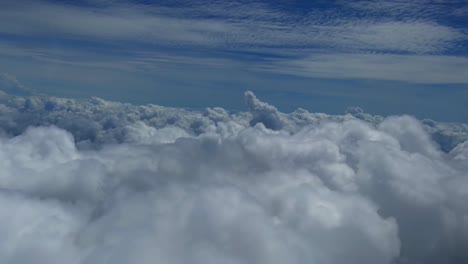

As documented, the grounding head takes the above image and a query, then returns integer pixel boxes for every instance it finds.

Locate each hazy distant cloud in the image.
[0,73,31,95]
[0,91,467,150]
[257,53,468,84]
[1,92,468,263]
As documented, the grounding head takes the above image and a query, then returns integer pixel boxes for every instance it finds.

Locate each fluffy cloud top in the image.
[0,92,468,264]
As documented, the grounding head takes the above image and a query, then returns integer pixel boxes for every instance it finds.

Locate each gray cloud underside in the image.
[1,91,468,264]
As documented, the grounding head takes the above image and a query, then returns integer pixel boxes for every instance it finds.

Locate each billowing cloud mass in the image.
[1,91,468,264]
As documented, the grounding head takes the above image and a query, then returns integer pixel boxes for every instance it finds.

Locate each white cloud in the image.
[245,91,284,130]
[0,92,468,263]
[1,91,467,150]
[0,73,30,95]
[256,53,468,84]
[0,1,466,88]
[341,21,463,53]
[451,140,468,161]
[0,0,464,54]
[0,192,82,264]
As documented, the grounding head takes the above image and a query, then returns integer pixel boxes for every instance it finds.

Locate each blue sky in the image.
[0,0,467,121]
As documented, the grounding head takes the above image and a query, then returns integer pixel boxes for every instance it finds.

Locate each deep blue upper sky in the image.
[0,0,467,121]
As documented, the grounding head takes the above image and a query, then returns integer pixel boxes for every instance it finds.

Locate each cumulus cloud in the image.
[244,91,284,130]
[0,73,31,96]
[1,92,468,264]
[451,140,468,161]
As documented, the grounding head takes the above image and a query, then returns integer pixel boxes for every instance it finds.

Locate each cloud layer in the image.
[1,0,467,87]
[1,0,465,53]
[1,91,468,264]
